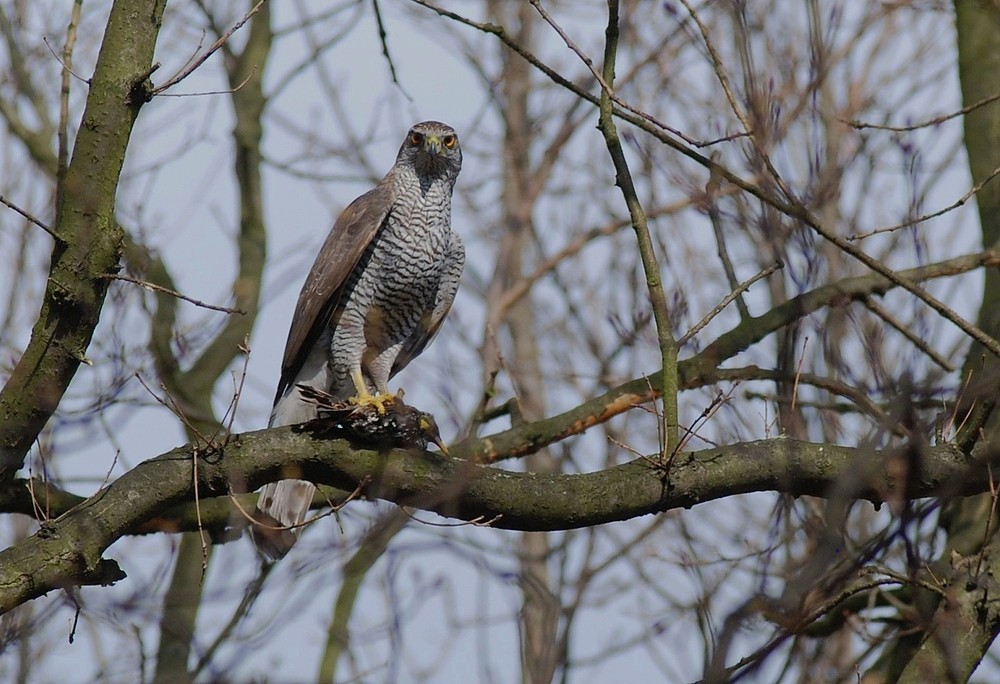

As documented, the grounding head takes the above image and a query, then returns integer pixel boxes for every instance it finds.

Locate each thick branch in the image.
[0,0,167,479]
[0,424,991,614]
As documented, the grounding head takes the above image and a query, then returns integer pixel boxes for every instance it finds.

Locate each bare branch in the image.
[152,0,268,95]
[848,165,1000,242]
[680,260,784,346]
[846,91,1000,133]
[99,273,246,314]
[0,425,992,614]
[596,0,679,454]
[0,194,60,242]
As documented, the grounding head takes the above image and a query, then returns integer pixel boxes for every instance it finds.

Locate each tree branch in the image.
[450,249,999,464]
[0,0,167,480]
[592,0,679,455]
[0,423,993,614]
[411,0,1000,357]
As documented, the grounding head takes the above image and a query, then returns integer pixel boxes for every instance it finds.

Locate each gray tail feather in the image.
[251,384,323,559]
[250,479,317,560]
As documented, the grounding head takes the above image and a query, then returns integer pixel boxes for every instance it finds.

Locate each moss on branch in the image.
[0,423,991,614]
[0,0,167,479]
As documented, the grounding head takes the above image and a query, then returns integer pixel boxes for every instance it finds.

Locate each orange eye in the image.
[409,132,423,146]
[443,134,457,149]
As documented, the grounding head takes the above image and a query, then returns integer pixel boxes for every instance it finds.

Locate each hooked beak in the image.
[424,135,442,156]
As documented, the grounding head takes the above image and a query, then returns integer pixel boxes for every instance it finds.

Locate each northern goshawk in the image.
[252,121,463,559]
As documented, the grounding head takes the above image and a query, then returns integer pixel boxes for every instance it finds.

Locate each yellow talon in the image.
[348,368,399,414]
[349,391,397,415]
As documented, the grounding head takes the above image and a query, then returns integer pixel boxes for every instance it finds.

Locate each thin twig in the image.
[97,450,121,493]
[846,91,1000,132]
[0,194,61,242]
[27,457,47,522]
[949,369,977,441]
[134,373,211,448]
[156,66,256,98]
[100,273,245,314]
[861,297,954,372]
[870,565,949,599]
[215,335,252,448]
[595,0,679,455]
[641,376,668,470]
[41,34,89,85]
[400,508,502,527]
[152,0,268,95]
[192,442,208,575]
[676,385,737,454]
[607,434,645,460]
[55,0,83,226]
[162,25,209,83]
[371,0,406,93]
[67,592,82,644]
[680,260,784,346]
[848,165,1000,241]
[528,0,703,145]
[697,130,752,148]
[975,463,998,578]
[706,161,751,321]
[790,336,809,415]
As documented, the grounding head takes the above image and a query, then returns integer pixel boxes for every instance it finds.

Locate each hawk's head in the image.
[397,120,462,181]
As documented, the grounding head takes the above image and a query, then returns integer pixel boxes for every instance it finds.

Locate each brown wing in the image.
[275,183,396,404]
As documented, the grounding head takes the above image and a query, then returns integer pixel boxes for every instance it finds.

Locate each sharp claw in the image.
[348,392,396,415]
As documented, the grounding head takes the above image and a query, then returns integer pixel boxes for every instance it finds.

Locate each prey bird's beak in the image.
[418,414,449,455]
[431,434,449,456]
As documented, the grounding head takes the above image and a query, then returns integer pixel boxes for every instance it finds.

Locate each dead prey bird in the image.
[297,384,448,454]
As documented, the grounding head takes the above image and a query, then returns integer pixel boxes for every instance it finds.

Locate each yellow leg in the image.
[348,368,396,414]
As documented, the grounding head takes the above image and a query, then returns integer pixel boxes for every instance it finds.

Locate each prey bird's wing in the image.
[275,183,396,404]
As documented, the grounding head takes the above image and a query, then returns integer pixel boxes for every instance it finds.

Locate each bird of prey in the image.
[252,121,463,559]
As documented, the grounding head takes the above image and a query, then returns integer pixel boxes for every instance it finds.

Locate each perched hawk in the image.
[252,121,464,559]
